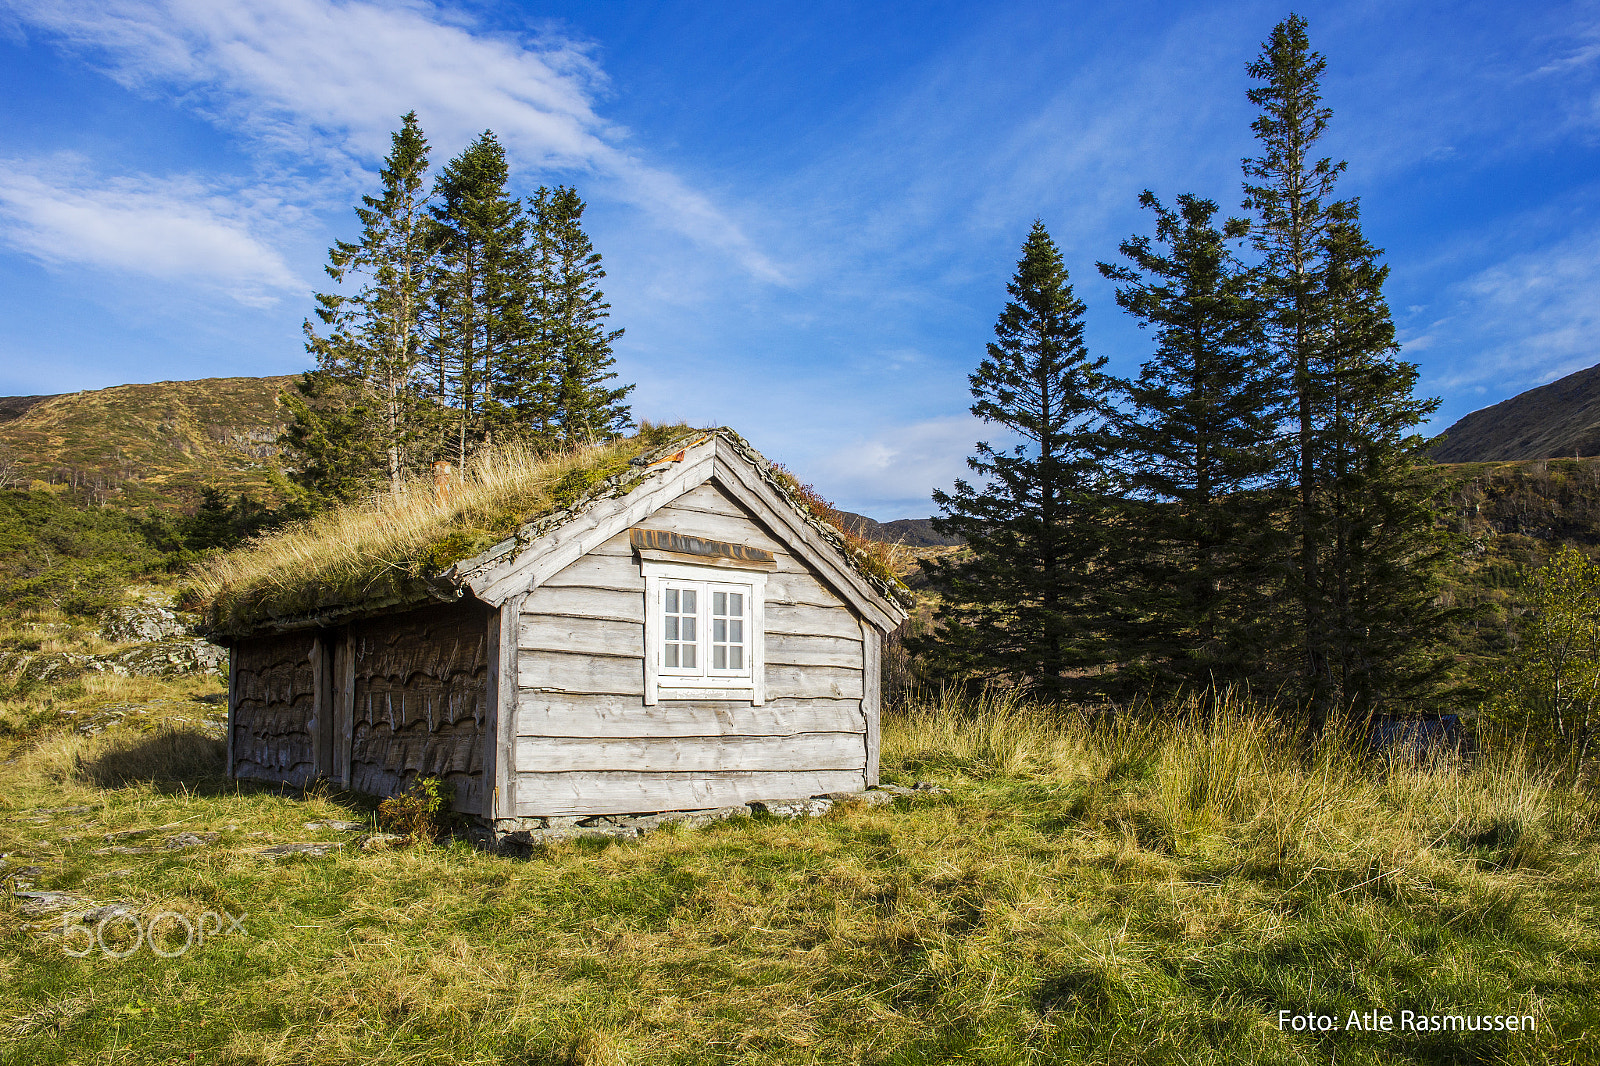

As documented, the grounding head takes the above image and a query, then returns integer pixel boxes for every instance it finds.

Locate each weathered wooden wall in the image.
[513,480,870,816]
[349,599,491,813]
[231,631,318,786]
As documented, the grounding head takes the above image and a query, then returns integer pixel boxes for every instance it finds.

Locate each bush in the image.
[377,776,454,841]
[0,489,170,614]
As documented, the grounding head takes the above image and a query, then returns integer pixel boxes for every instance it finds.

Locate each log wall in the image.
[348,599,491,813]
[230,631,318,786]
[513,481,871,816]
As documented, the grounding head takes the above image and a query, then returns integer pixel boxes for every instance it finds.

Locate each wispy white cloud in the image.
[1410,224,1600,401]
[6,0,779,279]
[808,415,990,519]
[0,158,303,306]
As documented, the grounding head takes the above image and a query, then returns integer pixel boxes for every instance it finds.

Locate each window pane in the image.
[713,591,726,615]
[684,617,696,642]
[665,588,678,613]
[730,620,742,643]
[682,589,696,613]
[730,647,743,669]
[665,617,679,641]
[713,619,726,643]
[682,644,696,668]
[665,644,679,668]
[729,593,743,615]
[714,646,727,670]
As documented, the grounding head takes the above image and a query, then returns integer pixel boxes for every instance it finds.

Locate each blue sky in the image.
[1,1,1597,518]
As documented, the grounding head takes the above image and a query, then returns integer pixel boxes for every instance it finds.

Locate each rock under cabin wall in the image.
[511,480,872,818]
[348,599,491,813]
[231,631,318,787]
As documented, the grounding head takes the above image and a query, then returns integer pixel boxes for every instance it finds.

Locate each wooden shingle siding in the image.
[347,599,491,813]
[231,632,317,786]
[510,482,870,816]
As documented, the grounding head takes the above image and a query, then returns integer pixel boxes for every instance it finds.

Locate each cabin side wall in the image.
[230,631,319,786]
[228,600,492,810]
[511,480,871,817]
[348,599,492,814]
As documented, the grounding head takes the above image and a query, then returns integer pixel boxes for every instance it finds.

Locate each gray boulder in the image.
[87,639,226,678]
[9,652,87,685]
[99,605,193,644]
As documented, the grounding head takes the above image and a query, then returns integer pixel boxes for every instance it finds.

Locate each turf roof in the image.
[196,427,907,639]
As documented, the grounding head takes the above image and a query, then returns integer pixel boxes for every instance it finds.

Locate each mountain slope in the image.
[1430,362,1600,462]
[0,376,296,510]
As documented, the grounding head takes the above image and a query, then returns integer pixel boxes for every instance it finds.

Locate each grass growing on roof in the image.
[2,685,1598,1064]
[191,424,700,633]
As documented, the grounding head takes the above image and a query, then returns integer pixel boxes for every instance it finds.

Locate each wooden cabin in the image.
[212,430,908,832]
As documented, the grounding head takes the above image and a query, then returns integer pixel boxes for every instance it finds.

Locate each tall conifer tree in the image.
[289,112,433,499]
[1306,202,1451,717]
[533,186,633,444]
[1243,16,1451,723]
[1242,15,1345,710]
[425,132,528,464]
[1098,193,1278,690]
[921,222,1117,695]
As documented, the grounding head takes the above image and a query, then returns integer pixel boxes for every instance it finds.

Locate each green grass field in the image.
[2,686,1597,1065]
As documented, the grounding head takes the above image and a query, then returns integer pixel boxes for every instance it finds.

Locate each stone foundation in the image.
[477,784,940,849]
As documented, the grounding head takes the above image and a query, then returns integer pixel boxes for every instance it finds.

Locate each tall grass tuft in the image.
[73,725,227,789]
[884,684,1598,866]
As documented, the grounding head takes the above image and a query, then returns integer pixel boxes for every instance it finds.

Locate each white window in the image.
[642,561,766,705]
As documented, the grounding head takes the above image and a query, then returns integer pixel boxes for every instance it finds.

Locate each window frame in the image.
[642,559,767,705]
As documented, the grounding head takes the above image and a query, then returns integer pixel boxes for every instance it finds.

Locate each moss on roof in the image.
[195,426,907,639]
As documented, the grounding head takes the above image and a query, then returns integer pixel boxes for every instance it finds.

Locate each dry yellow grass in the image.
[193,426,699,633]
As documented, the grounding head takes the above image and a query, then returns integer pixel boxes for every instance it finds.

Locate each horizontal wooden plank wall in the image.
[348,599,492,813]
[513,481,869,816]
[231,632,318,786]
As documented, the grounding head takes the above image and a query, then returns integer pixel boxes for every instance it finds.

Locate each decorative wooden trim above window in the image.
[641,557,767,707]
[630,528,779,571]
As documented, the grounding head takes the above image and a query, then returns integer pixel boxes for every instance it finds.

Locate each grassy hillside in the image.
[0,376,296,512]
[0,689,1594,1064]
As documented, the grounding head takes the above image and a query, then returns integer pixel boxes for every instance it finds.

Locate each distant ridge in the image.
[0,393,63,423]
[836,512,962,547]
[1431,362,1600,462]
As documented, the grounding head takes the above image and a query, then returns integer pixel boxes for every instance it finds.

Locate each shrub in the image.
[378,776,454,842]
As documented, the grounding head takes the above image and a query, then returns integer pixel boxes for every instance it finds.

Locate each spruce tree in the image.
[291,112,434,497]
[425,132,529,464]
[533,186,633,445]
[489,184,561,445]
[1098,192,1278,690]
[1307,202,1451,718]
[921,222,1117,696]
[1243,17,1452,723]
[278,374,387,507]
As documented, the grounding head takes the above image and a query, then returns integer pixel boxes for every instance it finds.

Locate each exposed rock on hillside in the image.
[99,604,191,644]
[94,639,226,677]
[1,598,225,682]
